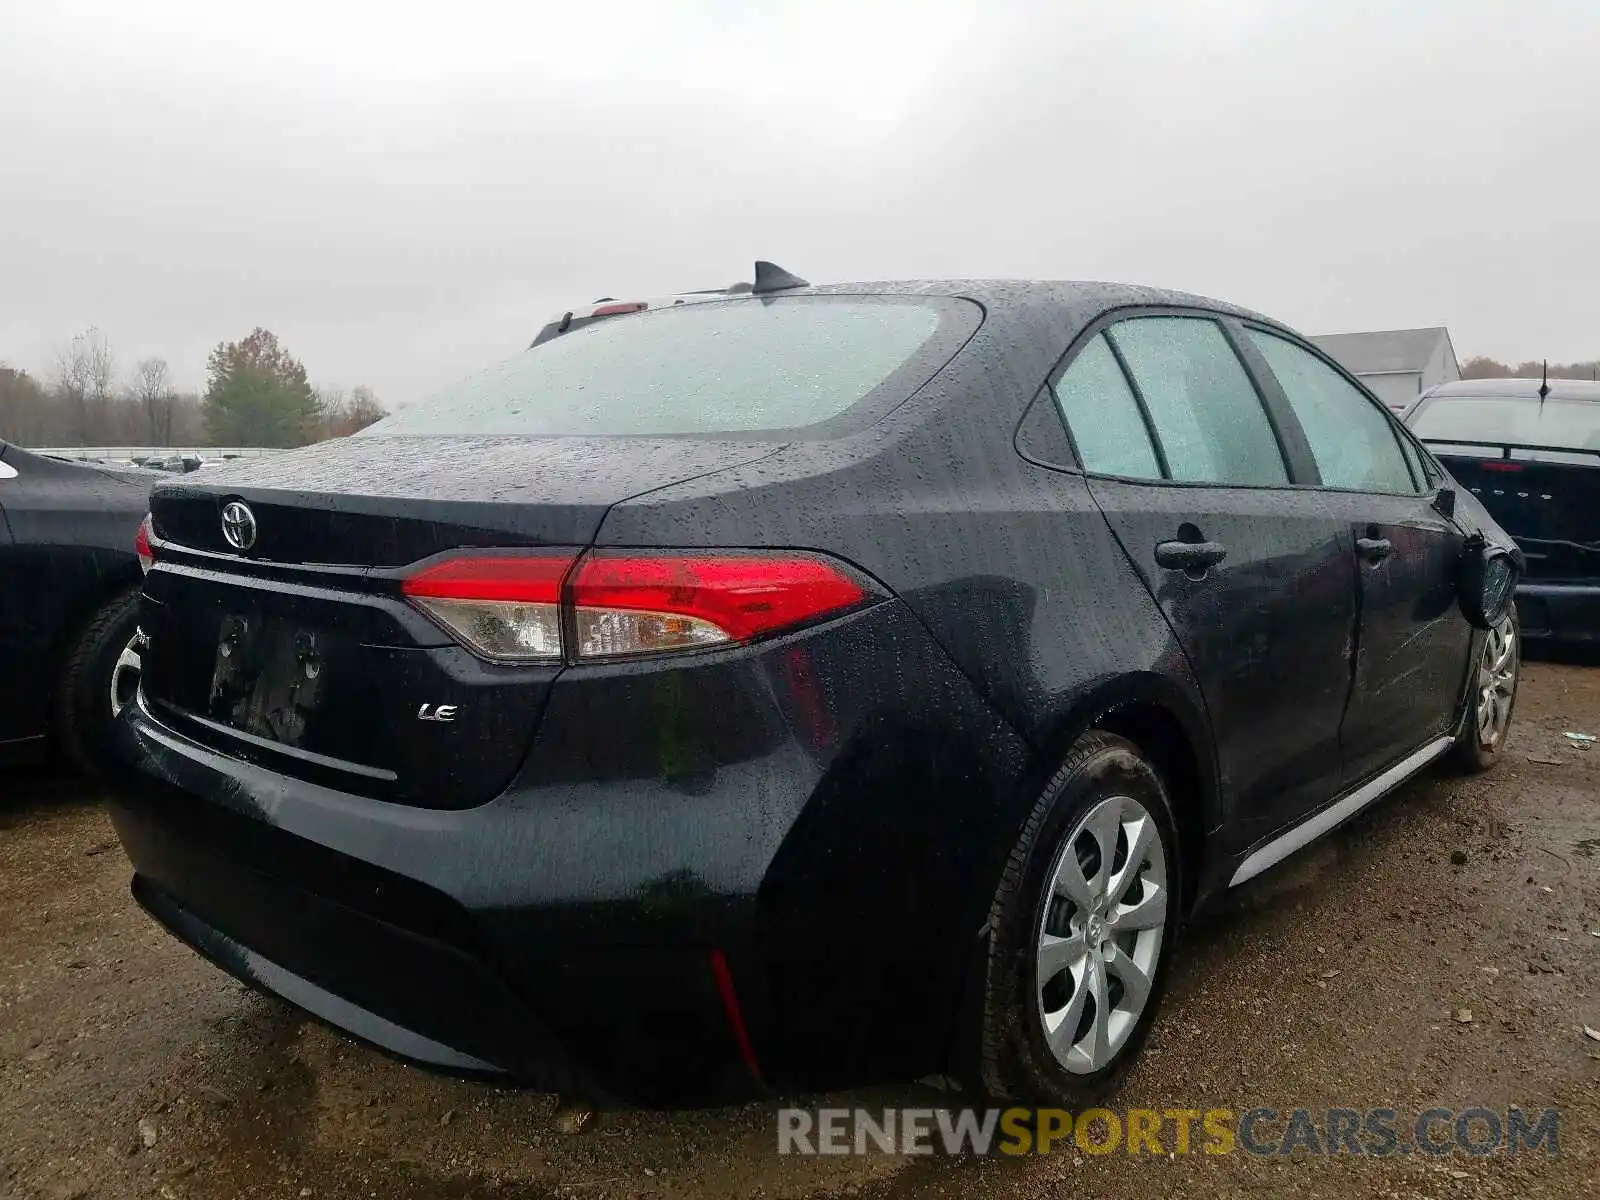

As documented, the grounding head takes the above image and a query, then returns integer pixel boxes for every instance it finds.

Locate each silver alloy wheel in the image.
[1036,793,1168,1074]
[109,632,143,718]
[1475,616,1518,749]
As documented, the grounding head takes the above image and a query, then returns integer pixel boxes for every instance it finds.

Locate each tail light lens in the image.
[135,514,155,574]
[571,552,871,659]
[402,554,573,662]
[401,550,875,663]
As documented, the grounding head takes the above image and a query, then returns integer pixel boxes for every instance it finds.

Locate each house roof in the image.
[1309,327,1454,376]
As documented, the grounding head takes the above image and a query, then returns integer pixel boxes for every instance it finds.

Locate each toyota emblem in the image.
[221,501,258,551]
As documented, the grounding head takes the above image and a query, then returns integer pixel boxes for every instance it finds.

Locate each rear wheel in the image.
[55,587,142,776]
[1450,610,1520,774]
[978,732,1181,1104]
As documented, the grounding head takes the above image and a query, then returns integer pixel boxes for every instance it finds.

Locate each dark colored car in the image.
[107,271,1522,1107]
[0,441,152,772]
[132,454,206,474]
[1406,377,1600,643]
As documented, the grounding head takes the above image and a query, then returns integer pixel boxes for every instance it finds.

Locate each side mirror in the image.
[1457,535,1520,630]
[1432,486,1456,519]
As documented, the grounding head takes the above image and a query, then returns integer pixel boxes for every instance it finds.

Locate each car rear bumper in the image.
[105,601,1031,1104]
[1516,581,1600,642]
[108,738,752,1104]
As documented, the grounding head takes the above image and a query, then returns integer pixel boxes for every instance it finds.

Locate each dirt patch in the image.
[3,662,1597,1199]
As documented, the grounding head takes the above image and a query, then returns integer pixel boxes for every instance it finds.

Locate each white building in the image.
[1309,327,1460,412]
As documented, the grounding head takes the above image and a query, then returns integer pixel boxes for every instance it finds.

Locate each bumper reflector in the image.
[708,948,762,1082]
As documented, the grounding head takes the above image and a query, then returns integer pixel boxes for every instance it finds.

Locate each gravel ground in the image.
[3,659,1597,1200]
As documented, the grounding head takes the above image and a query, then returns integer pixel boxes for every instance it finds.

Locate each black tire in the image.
[977,731,1182,1105]
[1449,608,1520,775]
[54,586,142,776]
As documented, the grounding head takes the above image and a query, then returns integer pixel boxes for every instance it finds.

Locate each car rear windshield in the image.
[361,295,978,438]
[1409,395,1600,451]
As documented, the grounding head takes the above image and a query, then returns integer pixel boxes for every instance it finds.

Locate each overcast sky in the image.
[2,0,1597,407]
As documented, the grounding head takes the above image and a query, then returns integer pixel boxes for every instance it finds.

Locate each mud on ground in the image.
[3,661,1597,1200]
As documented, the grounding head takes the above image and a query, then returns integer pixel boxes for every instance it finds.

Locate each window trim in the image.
[1400,425,1448,489]
[1015,381,1082,471]
[1039,331,1170,480]
[1395,426,1429,490]
[1022,303,1450,497]
[1039,304,1316,490]
[1237,321,1433,497]
[1218,318,1321,485]
[1099,330,1174,480]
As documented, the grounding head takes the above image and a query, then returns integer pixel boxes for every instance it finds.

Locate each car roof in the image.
[535,277,1293,350]
[1420,378,1600,403]
[802,277,1273,317]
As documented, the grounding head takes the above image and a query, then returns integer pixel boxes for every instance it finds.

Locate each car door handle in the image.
[1154,540,1228,571]
[1356,536,1392,563]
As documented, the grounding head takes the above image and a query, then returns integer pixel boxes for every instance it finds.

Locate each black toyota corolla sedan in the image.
[107,268,1522,1107]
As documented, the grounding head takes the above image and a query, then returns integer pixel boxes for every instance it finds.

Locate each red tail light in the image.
[569,552,870,658]
[401,550,874,663]
[135,513,155,574]
[1478,460,1524,472]
[402,554,572,603]
[402,553,574,662]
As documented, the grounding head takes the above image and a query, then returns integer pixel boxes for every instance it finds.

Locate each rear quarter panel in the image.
[594,294,1220,989]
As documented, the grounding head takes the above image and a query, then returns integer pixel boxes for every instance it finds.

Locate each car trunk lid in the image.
[1432,445,1600,581]
[149,435,778,565]
[139,435,783,808]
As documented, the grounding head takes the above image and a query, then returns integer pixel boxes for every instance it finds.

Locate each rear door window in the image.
[1051,334,1163,480]
[1246,328,1418,493]
[1106,317,1289,486]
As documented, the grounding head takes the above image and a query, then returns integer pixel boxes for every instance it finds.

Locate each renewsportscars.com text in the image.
[777,1106,1558,1157]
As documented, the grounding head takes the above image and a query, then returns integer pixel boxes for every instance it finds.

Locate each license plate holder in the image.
[207,615,331,747]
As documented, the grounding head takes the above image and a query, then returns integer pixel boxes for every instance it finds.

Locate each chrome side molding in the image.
[1230,736,1454,887]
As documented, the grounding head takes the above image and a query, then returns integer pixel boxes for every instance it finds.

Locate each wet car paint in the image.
[149,436,787,563]
[105,279,1513,1105]
[0,442,152,757]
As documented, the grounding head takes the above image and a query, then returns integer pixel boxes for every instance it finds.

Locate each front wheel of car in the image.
[1450,609,1520,774]
[977,731,1182,1104]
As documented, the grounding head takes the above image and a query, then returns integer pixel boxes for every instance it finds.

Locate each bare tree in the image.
[53,327,114,444]
[134,356,175,445]
[55,337,92,443]
[314,385,348,428]
[314,383,387,438]
[167,392,206,444]
[344,385,386,432]
[88,335,114,410]
[0,365,53,444]
[1459,356,1513,380]
[1464,355,1600,382]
